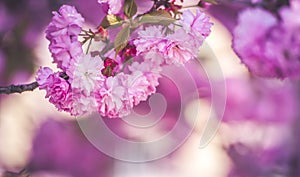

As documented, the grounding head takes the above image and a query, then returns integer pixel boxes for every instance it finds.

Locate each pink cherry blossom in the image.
[46,5,84,74]
[36,67,54,89]
[129,60,161,96]
[96,74,131,118]
[36,69,72,111]
[126,70,151,106]
[36,67,98,116]
[163,30,196,65]
[69,93,98,116]
[46,5,84,39]
[35,3,214,118]
[134,26,197,66]
[48,35,83,74]
[133,26,167,55]
[72,54,105,96]
[180,9,213,38]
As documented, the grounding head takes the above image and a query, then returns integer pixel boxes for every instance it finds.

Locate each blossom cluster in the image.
[233,1,300,78]
[36,2,213,118]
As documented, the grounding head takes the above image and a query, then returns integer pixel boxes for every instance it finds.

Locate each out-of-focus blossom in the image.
[135,0,154,15]
[222,77,298,123]
[0,50,6,79]
[227,143,294,177]
[232,8,277,78]
[71,0,106,26]
[31,171,72,177]
[0,166,3,176]
[233,8,277,55]
[0,5,15,34]
[29,119,114,177]
[233,3,300,78]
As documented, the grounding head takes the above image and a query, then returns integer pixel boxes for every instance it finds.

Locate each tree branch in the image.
[0,81,39,95]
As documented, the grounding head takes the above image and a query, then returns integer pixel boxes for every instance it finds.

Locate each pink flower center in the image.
[101,58,119,77]
[119,44,137,62]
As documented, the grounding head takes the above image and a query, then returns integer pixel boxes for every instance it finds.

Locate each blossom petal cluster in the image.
[36,4,212,118]
[134,9,212,66]
[233,1,300,78]
[46,5,84,76]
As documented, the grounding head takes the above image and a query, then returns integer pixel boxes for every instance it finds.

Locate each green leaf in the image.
[140,10,175,25]
[114,24,130,57]
[99,14,123,29]
[124,0,137,18]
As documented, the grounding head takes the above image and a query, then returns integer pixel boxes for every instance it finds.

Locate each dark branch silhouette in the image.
[0,82,39,94]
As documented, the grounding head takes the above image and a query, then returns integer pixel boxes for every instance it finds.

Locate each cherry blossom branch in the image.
[0,81,39,95]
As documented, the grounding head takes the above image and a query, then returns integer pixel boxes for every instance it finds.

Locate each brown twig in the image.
[0,81,39,95]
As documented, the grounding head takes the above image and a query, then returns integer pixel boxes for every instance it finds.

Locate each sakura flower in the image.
[142,51,164,69]
[126,71,151,106]
[96,74,131,118]
[163,30,196,65]
[180,9,213,38]
[36,69,72,112]
[36,67,54,89]
[280,1,300,28]
[133,26,167,55]
[129,60,161,96]
[69,93,98,116]
[46,5,84,39]
[49,35,83,73]
[134,26,200,66]
[29,119,115,177]
[72,54,105,95]
[36,66,99,116]
[46,5,84,74]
